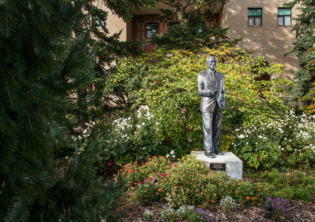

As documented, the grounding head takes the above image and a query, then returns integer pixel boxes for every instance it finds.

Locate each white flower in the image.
[137,125,141,129]
[284,138,287,140]
[92,121,95,125]
[156,122,159,125]
[279,146,281,148]
[107,130,110,132]
[143,147,146,150]
[104,149,107,151]
[65,156,69,160]
[246,142,248,145]
[172,155,175,158]
[115,140,117,142]
[128,117,131,120]
[166,154,170,158]
[74,138,77,141]
[83,129,87,134]
[170,150,175,154]
[148,117,151,120]
[142,122,145,125]
[238,134,245,139]
[299,150,301,152]
[127,137,129,139]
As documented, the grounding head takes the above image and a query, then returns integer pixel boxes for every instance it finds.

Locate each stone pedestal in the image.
[191,151,243,180]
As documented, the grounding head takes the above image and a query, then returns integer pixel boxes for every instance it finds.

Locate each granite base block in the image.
[191,151,243,180]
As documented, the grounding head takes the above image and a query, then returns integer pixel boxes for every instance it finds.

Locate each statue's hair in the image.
[206,56,216,63]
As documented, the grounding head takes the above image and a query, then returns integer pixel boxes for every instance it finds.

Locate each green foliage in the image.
[284,0,315,108]
[108,46,292,151]
[116,155,272,208]
[229,110,315,170]
[246,169,315,201]
[0,1,126,221]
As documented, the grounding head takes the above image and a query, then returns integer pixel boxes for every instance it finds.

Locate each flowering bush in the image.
[266,197,292,218]
[219,196,237,212]
[115,155,272,208]
[160,207,178,222]
[230,111,315,170]
[100,105,165,164]
[143,209,154,220]
[176,205,194,219]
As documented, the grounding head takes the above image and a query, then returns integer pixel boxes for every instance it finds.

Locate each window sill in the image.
[248,26,263,28]
[278,25,293,27]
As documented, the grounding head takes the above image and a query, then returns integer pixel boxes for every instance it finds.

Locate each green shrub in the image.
[107,45,292,156]
[294,188,312,202]
[274,188,294,201]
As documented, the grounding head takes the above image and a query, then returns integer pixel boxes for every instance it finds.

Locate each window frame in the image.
[146,23,159,39]
[248,8,262,26]
[278,8,291,26]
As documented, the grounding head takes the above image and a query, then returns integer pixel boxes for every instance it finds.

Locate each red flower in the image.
[155,172,157,174]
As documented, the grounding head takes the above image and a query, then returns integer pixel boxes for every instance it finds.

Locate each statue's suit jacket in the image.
[197,69,227,113]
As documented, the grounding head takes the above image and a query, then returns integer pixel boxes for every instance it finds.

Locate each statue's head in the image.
[206,56,217,70]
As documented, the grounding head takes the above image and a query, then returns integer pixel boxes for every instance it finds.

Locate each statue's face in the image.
[206,58,217,70]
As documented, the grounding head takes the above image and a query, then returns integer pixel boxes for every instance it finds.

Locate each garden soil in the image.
[117,199,315,222]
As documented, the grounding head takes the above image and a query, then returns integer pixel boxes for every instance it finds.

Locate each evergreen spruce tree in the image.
[150,0,243,51]
[284,0,315,108]
[0,1,125,221]
[74,0,155,121]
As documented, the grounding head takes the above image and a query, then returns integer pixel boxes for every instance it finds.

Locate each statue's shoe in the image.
[204,151,215,158]
[214,151,224,155]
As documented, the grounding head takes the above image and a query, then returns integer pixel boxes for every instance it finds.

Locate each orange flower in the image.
[170,178,173,181]
[158,188,162,192]
[156,192,159,195]
[211,199,215,203]
[258,189,260,191]
[235,191,238,194]
[261,201,263,204]
[171,188,173,190]
[251,197,256,200]
[201,193,203,195]
[246,196,250,200]
[180,186,183,188]
[214,194,216,196]
[204,177,207,179]
[251,203,254,205]
[126,176,129,178]
[240,183,243,185]
[257,186,260,188]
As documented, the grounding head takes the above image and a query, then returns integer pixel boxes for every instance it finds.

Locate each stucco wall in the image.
[225,0,300,81]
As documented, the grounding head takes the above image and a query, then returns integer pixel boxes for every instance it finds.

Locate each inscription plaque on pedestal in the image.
[210,163,226,171]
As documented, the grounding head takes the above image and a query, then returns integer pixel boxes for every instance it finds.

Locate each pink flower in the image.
[139,182,142,184]
[130,184,132,186]
[155,172,157,174]
[224,171,227,173]
[134,183,137,185]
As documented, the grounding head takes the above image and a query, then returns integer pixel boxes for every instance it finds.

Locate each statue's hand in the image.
[209,90,217,97]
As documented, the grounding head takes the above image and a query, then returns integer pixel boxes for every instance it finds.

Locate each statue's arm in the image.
[197,74,210,97]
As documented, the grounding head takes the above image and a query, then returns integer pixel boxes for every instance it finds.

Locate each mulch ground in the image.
[117,199,315,222]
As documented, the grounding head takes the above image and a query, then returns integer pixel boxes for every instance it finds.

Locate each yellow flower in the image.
[214,194,216,196]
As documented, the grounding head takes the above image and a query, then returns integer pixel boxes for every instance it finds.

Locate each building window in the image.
[278,8,291,26]
[146,23,158,38]
[248,8,262,26]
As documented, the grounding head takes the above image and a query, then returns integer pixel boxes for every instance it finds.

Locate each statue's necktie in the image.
[208,69,215,81]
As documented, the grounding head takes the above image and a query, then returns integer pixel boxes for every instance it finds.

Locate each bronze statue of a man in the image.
[197,56,227,158]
